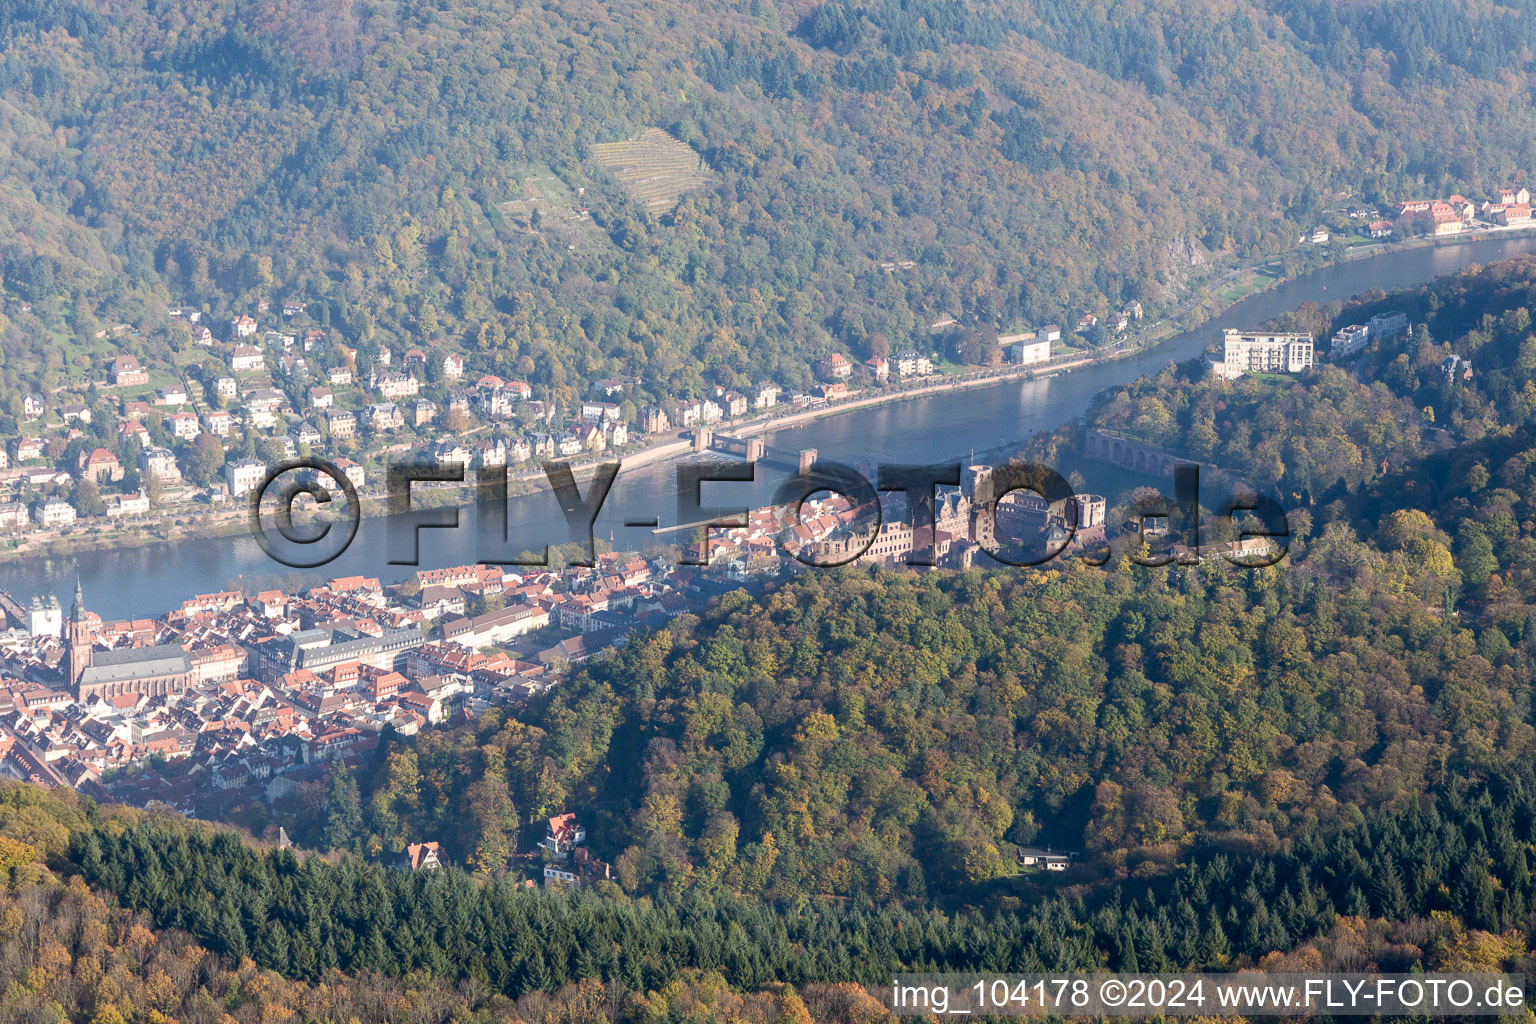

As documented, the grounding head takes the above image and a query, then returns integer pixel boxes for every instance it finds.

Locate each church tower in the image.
[67,578,92,691]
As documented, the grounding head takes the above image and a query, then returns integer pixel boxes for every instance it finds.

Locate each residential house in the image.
[332,458,365,490]
[139,446,182,485]
[1209,330,1315,381]
[12,437,43,463]
[815,353,853,380]
[1007,338,1052,366]
[893,351,933,377]
[365,403,403,432]
[155,384,189,406]
[109,355,149,387]
[230,315,258,338]
[34,498,77,527]
[225,458,267,498]
[474,439,507,468]
[203,410,233,437]
[245,390,285,428]
[78,448,123,483]
[325,410,357,439]
[1492,204,1532,227]
[639,406,670,434]
[106,492,150,518]
[376,372,419,400]
[752,383,779,410]
[667,400,700,429]
[540,813,586,856]
[1368,311,1410,339]
[581,401,621,422]
[403,841,443,871]
[229,345,265,371]
[309,386,334,409]
[479,387,516,420]
[167,412,201,439]
[1018,847,1076,872]
[118,420,150,447]
[1330,324,1371,359]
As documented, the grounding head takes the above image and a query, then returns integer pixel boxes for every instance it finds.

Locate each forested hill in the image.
[6,0,1536,403]
[0,775,1531,1022]
[210,258,1536,914]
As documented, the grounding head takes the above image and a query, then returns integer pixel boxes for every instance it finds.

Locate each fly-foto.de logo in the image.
[249,457,1289,571]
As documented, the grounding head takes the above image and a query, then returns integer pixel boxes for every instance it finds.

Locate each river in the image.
[7,234,1535,619]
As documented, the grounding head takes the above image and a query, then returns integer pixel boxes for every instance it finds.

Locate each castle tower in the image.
[68,578,92,690]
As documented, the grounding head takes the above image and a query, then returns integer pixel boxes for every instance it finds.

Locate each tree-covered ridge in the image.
[305,536,1521,904]
[1065,256,1536,628]
[64,771,1536,1002]
[0,786,885,1024]
[0,773,1534,1018]
[7,1,1536,406]
[1079,359,1430,499]
[247,259,1536,907]
[1079,256,1536,490]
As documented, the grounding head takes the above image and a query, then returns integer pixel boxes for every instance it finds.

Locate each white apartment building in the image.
[226,458,267,498]
[1330,324,1372,359]
[1210,329,1314,381]
[1006,338,1052,366]
[34,499,77,527]
[1368,311,1409,338]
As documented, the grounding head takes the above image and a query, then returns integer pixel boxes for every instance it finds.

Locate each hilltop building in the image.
[1209,329,1314,381]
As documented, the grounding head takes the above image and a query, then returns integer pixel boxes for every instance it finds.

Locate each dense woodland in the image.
[1,768,1535,1020]
[6,0,1536,415]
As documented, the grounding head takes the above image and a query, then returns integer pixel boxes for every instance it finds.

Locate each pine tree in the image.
[1198,911,1229,968]
[324,764,364,852]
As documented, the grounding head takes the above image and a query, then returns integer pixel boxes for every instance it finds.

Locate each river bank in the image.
[9,229,1536,613]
